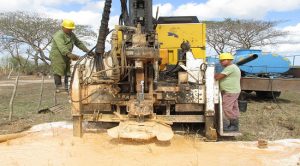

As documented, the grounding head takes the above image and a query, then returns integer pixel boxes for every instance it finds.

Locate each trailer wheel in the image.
[255,91,281,98]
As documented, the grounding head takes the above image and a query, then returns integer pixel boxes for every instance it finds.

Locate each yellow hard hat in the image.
[219,53,234,60]
[61,19,75,29]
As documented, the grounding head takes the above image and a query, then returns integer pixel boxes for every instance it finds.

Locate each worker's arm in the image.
[215,65,234,80]
[214,73,227,80]
[67,53,80,60]
[73,33,89,53]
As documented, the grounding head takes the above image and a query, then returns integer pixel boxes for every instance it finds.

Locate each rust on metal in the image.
[175,104,203,112]
[241,77,300,92]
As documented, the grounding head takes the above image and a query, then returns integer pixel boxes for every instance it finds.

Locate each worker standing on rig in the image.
[215,53,241,131]
[50,19,90,93]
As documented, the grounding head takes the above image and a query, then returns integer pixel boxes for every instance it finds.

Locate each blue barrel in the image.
[234,49,291,74]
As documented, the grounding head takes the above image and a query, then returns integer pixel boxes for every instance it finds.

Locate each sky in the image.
[1,0,300,62]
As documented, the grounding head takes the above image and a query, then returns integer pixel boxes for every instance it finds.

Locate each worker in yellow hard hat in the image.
[49,19,91,93]
[215,52,241,131]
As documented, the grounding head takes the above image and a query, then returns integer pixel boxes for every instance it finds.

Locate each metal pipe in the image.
[236,54,258,66]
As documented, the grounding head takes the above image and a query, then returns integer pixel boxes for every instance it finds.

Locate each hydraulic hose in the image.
[95,0,112,71]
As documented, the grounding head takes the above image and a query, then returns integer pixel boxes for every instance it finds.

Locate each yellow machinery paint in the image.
[156,23,206,70]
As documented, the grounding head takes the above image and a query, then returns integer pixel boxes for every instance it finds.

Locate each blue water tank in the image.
[206,56,223,73]
[234,49,291,74]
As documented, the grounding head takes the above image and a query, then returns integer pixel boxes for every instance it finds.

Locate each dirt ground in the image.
[0,75,300,165]
[0,122,300,166]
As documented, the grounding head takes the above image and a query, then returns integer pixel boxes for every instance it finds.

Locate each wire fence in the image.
[285,55,300,66]
[0,70,70,134]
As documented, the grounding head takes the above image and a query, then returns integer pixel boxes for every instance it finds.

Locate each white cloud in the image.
[81,1,105,12]
[46,9,101,30]
[281,23,300,44]
[0,0,107,31]
[1,0,300,56]
[0,0,90,11]
[42,0,90,6]
[153,3,173,17]
[262,23,300,56]
[158,0,300,20]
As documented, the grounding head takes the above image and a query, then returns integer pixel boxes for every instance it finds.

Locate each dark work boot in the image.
[64,76,69,91]
[227,119,239,131]
[54,74,62,87]
[223,119,231,131]
[54,74,67,93]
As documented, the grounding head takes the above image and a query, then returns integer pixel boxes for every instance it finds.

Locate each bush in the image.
[0,55,51,75]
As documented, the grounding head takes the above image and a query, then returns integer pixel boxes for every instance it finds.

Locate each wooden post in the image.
[37,76,44,112]
[7,67,13,79]
[71,66,83,137]
[53,75,57,105]
[54,91,57,105]
[9,72,20,121]
[73,115,83,137]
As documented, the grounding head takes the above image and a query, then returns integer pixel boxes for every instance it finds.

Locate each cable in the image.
[200,62,207,84]
[69,46,97,103]
[82,56,96,85]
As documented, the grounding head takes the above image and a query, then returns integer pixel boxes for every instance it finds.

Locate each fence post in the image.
[37,75,45,112]
[7,67,13,79]
[9,72,20,121]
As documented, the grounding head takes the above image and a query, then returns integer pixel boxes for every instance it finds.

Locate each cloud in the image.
[0,0,107,31]
[1,0,300,56]
[281,23,300,44]
[81,1,105,12]
[0,0,90,11]
[262,23,300,56]
[153,3,173,17]
[45,9,101,30]
[156,0,300,20]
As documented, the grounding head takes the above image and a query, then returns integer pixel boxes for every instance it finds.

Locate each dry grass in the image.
[237,92,300,141]
[0,76,71,135]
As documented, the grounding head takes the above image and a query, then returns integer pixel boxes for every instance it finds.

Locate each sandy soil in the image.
[0,122,299,166]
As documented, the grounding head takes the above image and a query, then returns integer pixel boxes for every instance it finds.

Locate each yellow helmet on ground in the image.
[219,53,234,60]
[61,19,75,29]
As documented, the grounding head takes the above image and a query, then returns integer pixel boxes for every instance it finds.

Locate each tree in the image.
[0,11,97,70]
[0,38,30,72]
[206,21,234,55]
[205,19,287,54]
